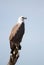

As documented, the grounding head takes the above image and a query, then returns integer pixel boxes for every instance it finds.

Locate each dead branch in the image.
[7,48,19,65]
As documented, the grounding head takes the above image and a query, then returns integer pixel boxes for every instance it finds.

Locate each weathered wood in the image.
[7,48,19,65]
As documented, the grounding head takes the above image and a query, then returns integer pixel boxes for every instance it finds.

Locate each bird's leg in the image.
[10,43,16,54]
[15,43,21,50]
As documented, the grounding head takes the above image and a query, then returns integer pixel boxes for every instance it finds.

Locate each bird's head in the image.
[17,16,27,24]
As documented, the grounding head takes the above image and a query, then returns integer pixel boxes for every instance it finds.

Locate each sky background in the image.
[0,0,44,65]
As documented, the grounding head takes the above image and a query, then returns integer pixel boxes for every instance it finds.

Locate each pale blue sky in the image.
[0,0,44,65]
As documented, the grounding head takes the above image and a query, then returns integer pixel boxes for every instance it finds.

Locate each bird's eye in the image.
[22,17,24,19]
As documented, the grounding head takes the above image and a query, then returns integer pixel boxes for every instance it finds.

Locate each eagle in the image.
[9,16,27,54]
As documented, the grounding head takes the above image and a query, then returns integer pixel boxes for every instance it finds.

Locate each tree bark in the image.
[7,48,19,65]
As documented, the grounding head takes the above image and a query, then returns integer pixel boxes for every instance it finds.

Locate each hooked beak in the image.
[23,17,27,19]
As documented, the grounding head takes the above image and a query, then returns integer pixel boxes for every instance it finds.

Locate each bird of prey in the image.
[9,16,27,54]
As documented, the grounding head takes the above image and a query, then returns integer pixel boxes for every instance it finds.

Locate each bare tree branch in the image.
[7,48,19,65]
